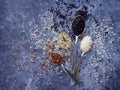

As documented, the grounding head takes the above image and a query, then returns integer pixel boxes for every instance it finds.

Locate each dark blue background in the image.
[0,0,120,90]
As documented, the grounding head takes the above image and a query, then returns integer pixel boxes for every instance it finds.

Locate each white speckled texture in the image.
[0,0,120,90]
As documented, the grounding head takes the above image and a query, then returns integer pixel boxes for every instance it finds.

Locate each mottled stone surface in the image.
[0,0,120,90]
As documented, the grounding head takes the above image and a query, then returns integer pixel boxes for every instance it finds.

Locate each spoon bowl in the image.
[72,15,85,36]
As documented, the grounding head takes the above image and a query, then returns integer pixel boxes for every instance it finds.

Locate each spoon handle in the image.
[72,36,79,71]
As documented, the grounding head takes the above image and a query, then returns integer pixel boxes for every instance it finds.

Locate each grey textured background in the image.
[0,0,120,90]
